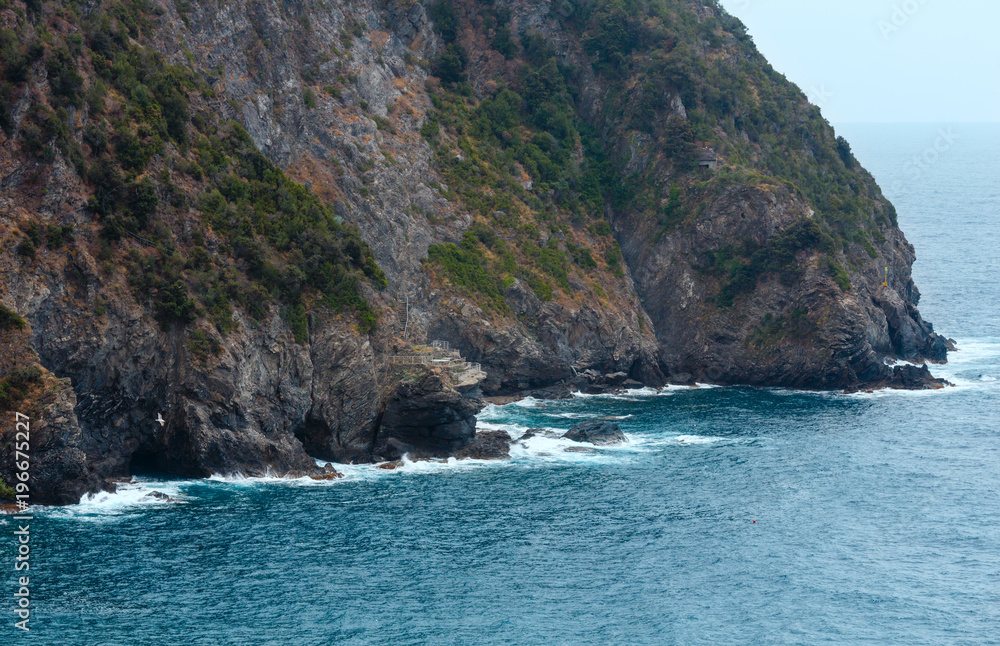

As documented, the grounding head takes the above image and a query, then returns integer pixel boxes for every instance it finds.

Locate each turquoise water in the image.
[3,124,999,645]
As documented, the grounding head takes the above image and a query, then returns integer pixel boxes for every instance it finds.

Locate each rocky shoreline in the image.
[0,363,954,509]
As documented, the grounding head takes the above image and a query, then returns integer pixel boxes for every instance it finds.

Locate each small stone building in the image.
[698,148,719,170]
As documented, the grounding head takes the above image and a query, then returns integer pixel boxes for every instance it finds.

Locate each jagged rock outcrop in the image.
[453,429,512,459]
[4,376,105,505]
[614,184,948,389]
[373,369,485,460]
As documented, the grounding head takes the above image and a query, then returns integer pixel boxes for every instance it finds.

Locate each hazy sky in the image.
[717,0,1000,123]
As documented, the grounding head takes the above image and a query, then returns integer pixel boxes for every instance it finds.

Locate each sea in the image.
[2,124,999,645]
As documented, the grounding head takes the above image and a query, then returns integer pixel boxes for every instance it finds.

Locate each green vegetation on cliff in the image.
[421,0,893,311]
[567,0,895,279]
[0,305,26,331]
[0,0,385,340]
[421,1,628,307]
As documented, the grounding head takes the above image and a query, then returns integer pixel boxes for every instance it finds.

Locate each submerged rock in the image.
[143,491,180,502]
[562,421,628,446]
[519,428,558,442]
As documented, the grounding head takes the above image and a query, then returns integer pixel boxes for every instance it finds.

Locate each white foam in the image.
[864,338,1000,395]
[945,338,1000,364]
[621,433,729,448]
[629,384,719,393]
[476,403,507,421]
[509,434,619,464]
[42,478,191,520]
[570,391,639,401]
[572,384,719,400]
[672,434,725,445]
[623,386,663,396]
[476,421,532,437]
[840,382,966,399]
[512,396,543,408]
[400,454,507,473]
[543,412,634,420]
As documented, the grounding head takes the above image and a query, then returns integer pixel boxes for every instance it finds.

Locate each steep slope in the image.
[0,0,948,503]
[148,0,665,392]
[427,0,949,388]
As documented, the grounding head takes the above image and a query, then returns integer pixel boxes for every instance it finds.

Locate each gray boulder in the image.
[562,421,628,445]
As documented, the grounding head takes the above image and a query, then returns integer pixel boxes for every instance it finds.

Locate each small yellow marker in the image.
[883,267,889,287]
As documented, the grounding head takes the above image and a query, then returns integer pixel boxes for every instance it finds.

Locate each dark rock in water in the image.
[374,371,486,461]
[376,461,401,470]
[921,333,950,363]
[526,384,577,400]
[519,428,548,442]
[454,430,512,460]
[842,362,948,392]
[562,421,628,445]
[143,490,180,502]
[890,363,941,389]
[622,379,645,389]
[309,472,343,481]
[310,463,343,480]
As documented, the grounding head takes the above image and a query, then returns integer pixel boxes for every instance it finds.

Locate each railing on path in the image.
[387,353,483,376]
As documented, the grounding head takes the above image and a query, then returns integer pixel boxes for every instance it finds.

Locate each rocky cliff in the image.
[0,0,948,504]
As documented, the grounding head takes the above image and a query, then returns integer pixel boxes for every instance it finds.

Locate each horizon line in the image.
[832,120,1000,125]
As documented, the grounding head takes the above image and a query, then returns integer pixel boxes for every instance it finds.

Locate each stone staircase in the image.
[389,340,486,387]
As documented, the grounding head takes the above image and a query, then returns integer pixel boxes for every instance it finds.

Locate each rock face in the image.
[615,185,949,389]
[0,322,106,505]
[144,0,667,395]
[562,421,628,446]
[3,377,106,506]
[374,370,486,460]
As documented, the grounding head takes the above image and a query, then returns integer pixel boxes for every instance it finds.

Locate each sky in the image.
[716,0,1000,123]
